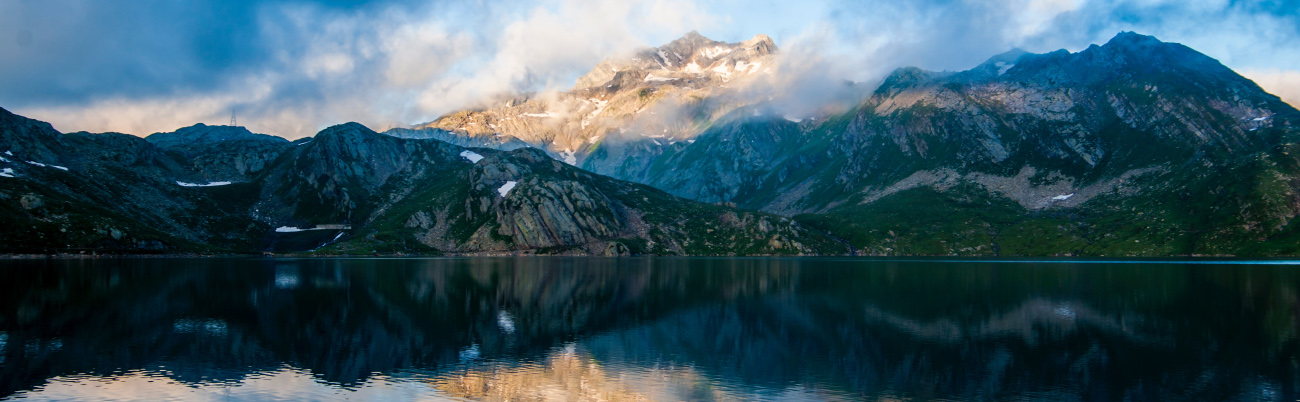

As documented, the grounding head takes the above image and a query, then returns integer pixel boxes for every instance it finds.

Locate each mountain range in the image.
[1,31,1296,256]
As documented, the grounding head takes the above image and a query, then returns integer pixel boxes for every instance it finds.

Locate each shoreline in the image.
[0,252,1277,261]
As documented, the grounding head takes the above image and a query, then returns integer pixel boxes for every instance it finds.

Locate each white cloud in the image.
[1009,0,1084,38]
[414,0,717,116]
[13,0,720,139]
[6,0,1297,139]
[1240,69,1300,109]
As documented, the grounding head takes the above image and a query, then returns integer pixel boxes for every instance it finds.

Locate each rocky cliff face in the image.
[146,124,291,182]
[642,32,1295,212]
[633,32,1300,255]
[385,127,531,151]
[0,109,273,252]
[257,122,466,226]
[0,109,844,255]
[348,144,844,256]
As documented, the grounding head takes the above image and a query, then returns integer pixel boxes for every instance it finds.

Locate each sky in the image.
[1,0,1297,139]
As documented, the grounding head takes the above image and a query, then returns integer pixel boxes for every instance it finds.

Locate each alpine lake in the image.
[2,257,1299,401]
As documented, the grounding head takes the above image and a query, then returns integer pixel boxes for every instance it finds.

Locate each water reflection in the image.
[0,258,1298,401]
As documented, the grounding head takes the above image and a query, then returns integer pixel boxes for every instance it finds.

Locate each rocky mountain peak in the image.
[315,122,373,138]
[663,30,716,52]
[950,48,1033,81]
[146,123,287,149]
[741,33,776,54]
[1085,31,1219,71]
[411,30,785,175]
[572,31,778,91]
[877,66,940,92]
[302,122,387,160]
[0,107,58,138]
[1104,31,1160,47]
[0,106,69,165]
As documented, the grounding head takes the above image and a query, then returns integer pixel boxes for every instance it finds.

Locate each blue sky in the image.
[1,0,1297,138]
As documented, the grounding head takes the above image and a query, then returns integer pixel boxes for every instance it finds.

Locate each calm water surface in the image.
[1,257,1299,401]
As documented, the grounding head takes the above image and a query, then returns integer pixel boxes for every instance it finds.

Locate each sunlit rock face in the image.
[403,31,782,179]
[3,259,1299,401]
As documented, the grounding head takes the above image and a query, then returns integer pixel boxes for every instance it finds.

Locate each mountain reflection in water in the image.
[1,258,1298,401]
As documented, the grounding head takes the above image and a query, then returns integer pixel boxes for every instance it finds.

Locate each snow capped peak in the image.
[572,31,776,90]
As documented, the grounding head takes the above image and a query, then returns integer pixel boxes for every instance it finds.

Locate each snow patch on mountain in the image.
[497,181,517,197]
[560,148,577,165]
[702,46,732,59]
[459,150,484,163]
[583,98,609,129]
[587,99,608,116]
[995,62,1015,75]
[734,60,762,75]
[712,62,733,79]
[656,50,672,67]
[26,161,68,171]
[177,181,232,187]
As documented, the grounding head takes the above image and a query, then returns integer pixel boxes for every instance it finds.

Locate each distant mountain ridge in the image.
[640,31,1293,212]
[632,31,1300,255]
[2,31,1298,256]
[146,123,287,149]
[0,107,842,255]
[143,123,291,182]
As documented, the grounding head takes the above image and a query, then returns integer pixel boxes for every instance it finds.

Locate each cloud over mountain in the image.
[1,0,1295,138]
